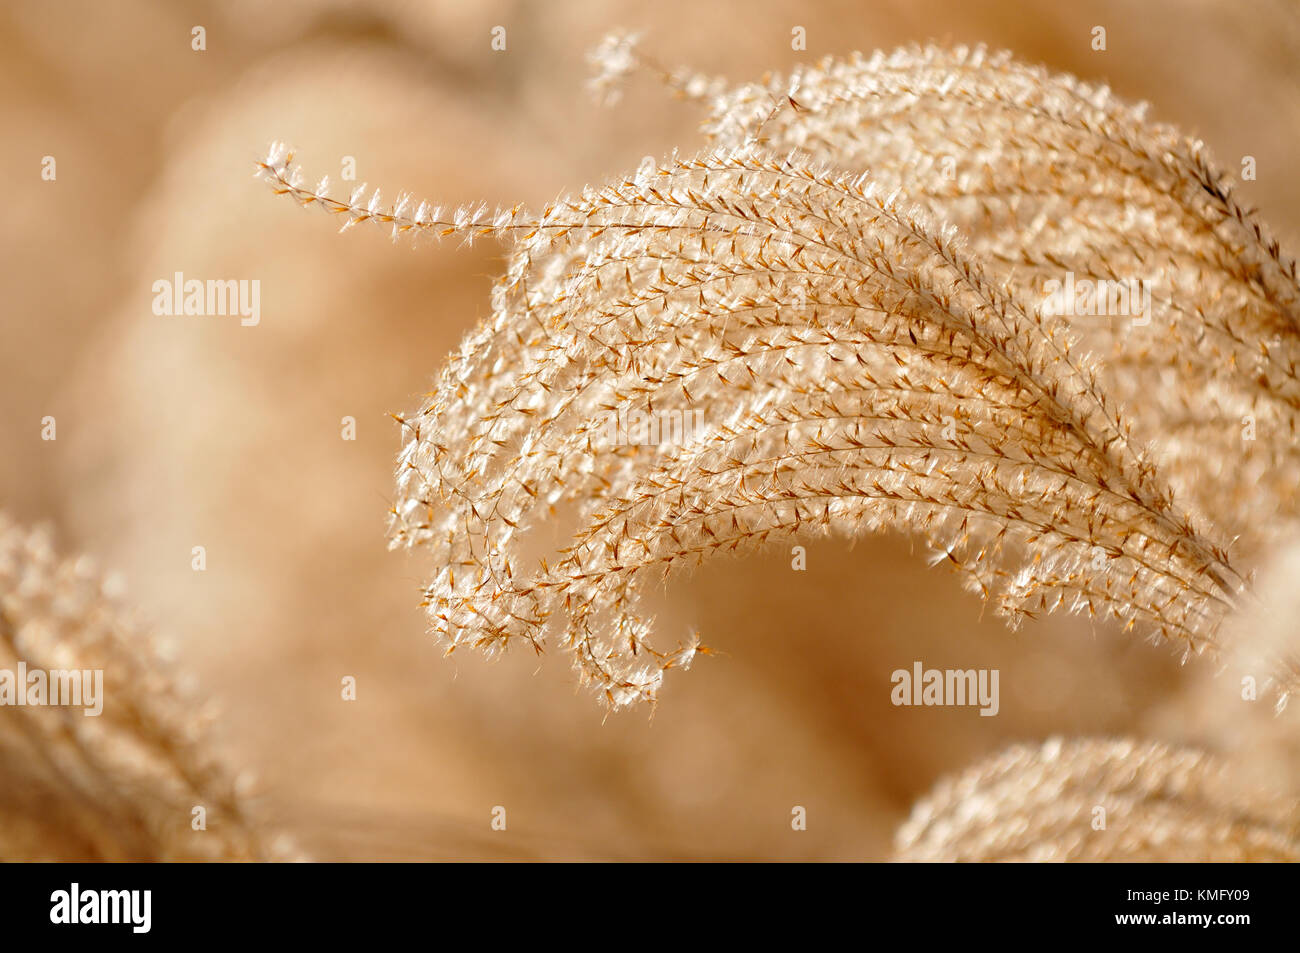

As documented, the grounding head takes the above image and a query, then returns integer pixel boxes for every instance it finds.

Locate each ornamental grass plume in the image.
[0,514,291,860]
[893,737,1300,862]
[257,36,1300,711]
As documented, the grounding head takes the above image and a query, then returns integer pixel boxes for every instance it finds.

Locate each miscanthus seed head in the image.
[258,38,1297,711]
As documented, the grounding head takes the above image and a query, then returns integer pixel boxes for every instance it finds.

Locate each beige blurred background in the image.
[2,0,1297,859]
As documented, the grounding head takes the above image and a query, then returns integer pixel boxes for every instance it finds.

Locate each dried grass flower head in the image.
[258,36,1297,712]
[0,515,292,860]
[894,737,1300,862]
